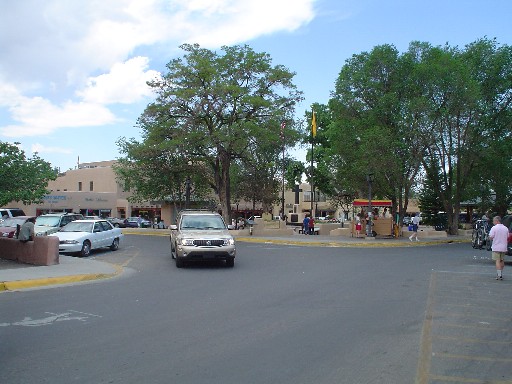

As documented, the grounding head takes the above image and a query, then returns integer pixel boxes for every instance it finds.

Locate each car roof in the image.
[179,210,220,216]
[70,219,108,223]
[2,215,35,220]
[39,212,81,216]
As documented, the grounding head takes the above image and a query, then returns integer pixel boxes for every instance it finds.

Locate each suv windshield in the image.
[181,215,226,230]
[35,216,61,227]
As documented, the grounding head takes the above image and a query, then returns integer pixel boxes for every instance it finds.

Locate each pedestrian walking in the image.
[488,215,509,280]
[409,213,420,241]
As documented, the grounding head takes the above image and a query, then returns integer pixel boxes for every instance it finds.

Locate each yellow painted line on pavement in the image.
[434,352,512,363]
[121,229,169,236]
[236,237,469,248]
[434,335,512,345]
[429,374,512,383]
[415,271,436,384]
[0,264,123,292]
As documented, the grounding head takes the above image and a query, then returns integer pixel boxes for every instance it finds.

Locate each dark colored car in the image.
[0,216,36,238]
[502,215,512,255]
[107,217,126,228]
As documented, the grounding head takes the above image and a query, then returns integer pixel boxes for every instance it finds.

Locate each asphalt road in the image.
[1,235,509,384]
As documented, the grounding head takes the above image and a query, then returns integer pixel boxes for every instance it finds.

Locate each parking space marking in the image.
[416,270,512,383]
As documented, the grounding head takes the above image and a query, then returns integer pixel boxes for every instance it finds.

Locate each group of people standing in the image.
[302,214,315,235]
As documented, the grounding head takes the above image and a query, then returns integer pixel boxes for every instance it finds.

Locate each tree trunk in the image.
[217,148,232,224]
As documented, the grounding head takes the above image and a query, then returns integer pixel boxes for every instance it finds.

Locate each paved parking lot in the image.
[417,268,512,383]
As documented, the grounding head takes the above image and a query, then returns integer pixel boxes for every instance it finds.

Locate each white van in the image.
[0,208,26,220]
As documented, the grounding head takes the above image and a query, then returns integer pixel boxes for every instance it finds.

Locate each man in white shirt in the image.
[409,214,421,241]
[488,216,509,280]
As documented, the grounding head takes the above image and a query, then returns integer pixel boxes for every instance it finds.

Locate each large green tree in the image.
[0,141,56,206]
[325,44,423,223]
[323,38,512,234]
[412,39,512,233]
[117,44,302,222]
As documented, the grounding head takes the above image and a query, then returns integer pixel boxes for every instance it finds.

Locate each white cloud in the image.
[0,0,316,139]
[0,0,315,88]
[31,143,73,155]
[0,89,118,137]
[77,57,161,104]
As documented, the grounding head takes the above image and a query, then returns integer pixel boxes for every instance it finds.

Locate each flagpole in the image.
[311,135,314,216]
[281,121,286,221]
[310,110,316,216]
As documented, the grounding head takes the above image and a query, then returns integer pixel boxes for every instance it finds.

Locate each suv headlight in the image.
[223,238,235,246]
[179,238,194,246]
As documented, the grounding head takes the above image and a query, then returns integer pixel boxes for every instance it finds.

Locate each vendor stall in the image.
[351,199,393,237]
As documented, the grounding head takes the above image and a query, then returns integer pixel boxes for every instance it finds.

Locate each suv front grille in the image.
[193,239,224,247]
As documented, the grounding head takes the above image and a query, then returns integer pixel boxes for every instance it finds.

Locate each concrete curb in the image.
[0,263,123,292]
[236,237,471,247]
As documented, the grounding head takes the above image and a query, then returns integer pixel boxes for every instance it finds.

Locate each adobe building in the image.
[9,160,165,222]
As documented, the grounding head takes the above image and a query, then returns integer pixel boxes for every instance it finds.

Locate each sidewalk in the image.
[0,228,470,292]
[0,255,121,292]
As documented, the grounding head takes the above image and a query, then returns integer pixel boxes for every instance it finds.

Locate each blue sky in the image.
[1,0,511,171]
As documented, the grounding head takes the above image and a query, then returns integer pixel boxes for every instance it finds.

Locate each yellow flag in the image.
[311,110,317,137]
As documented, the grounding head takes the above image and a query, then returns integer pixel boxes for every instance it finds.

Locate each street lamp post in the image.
[185,161,192,209]
[366,173,374,237]
[185,176,191,209]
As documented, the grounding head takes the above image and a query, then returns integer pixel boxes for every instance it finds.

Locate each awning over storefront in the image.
[352,199,392,207]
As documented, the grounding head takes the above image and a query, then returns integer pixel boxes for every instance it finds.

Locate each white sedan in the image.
[52,219,123,257]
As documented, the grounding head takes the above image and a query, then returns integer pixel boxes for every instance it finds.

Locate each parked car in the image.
[124,217,151,228]
[51,219,123,257]
[0,208,26,223]
[169,210,236,268]
[107,217,126,228]
[123,217,140,228]
[0,216,36,238]
[502,215,512,256]
[35,213,84,236]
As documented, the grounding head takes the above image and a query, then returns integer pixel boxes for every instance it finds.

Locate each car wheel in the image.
[471,230,479,248]
[170,242,176,259]
[476,229,484,249]
[226,258,234,268]
[175,257,185,268]
[80,240,91,257]
[110,237,119,251]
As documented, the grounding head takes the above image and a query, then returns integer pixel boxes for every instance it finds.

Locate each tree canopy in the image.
[115,44,303,222]
[0,141,56,206]
[317,38,512,233]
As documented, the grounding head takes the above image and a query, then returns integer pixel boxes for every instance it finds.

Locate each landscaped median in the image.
[119,227,471,247]
[235,236,471,247]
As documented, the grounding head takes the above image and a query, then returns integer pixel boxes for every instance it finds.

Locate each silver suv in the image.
[35,213,84,236]
[170,210,236,268]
